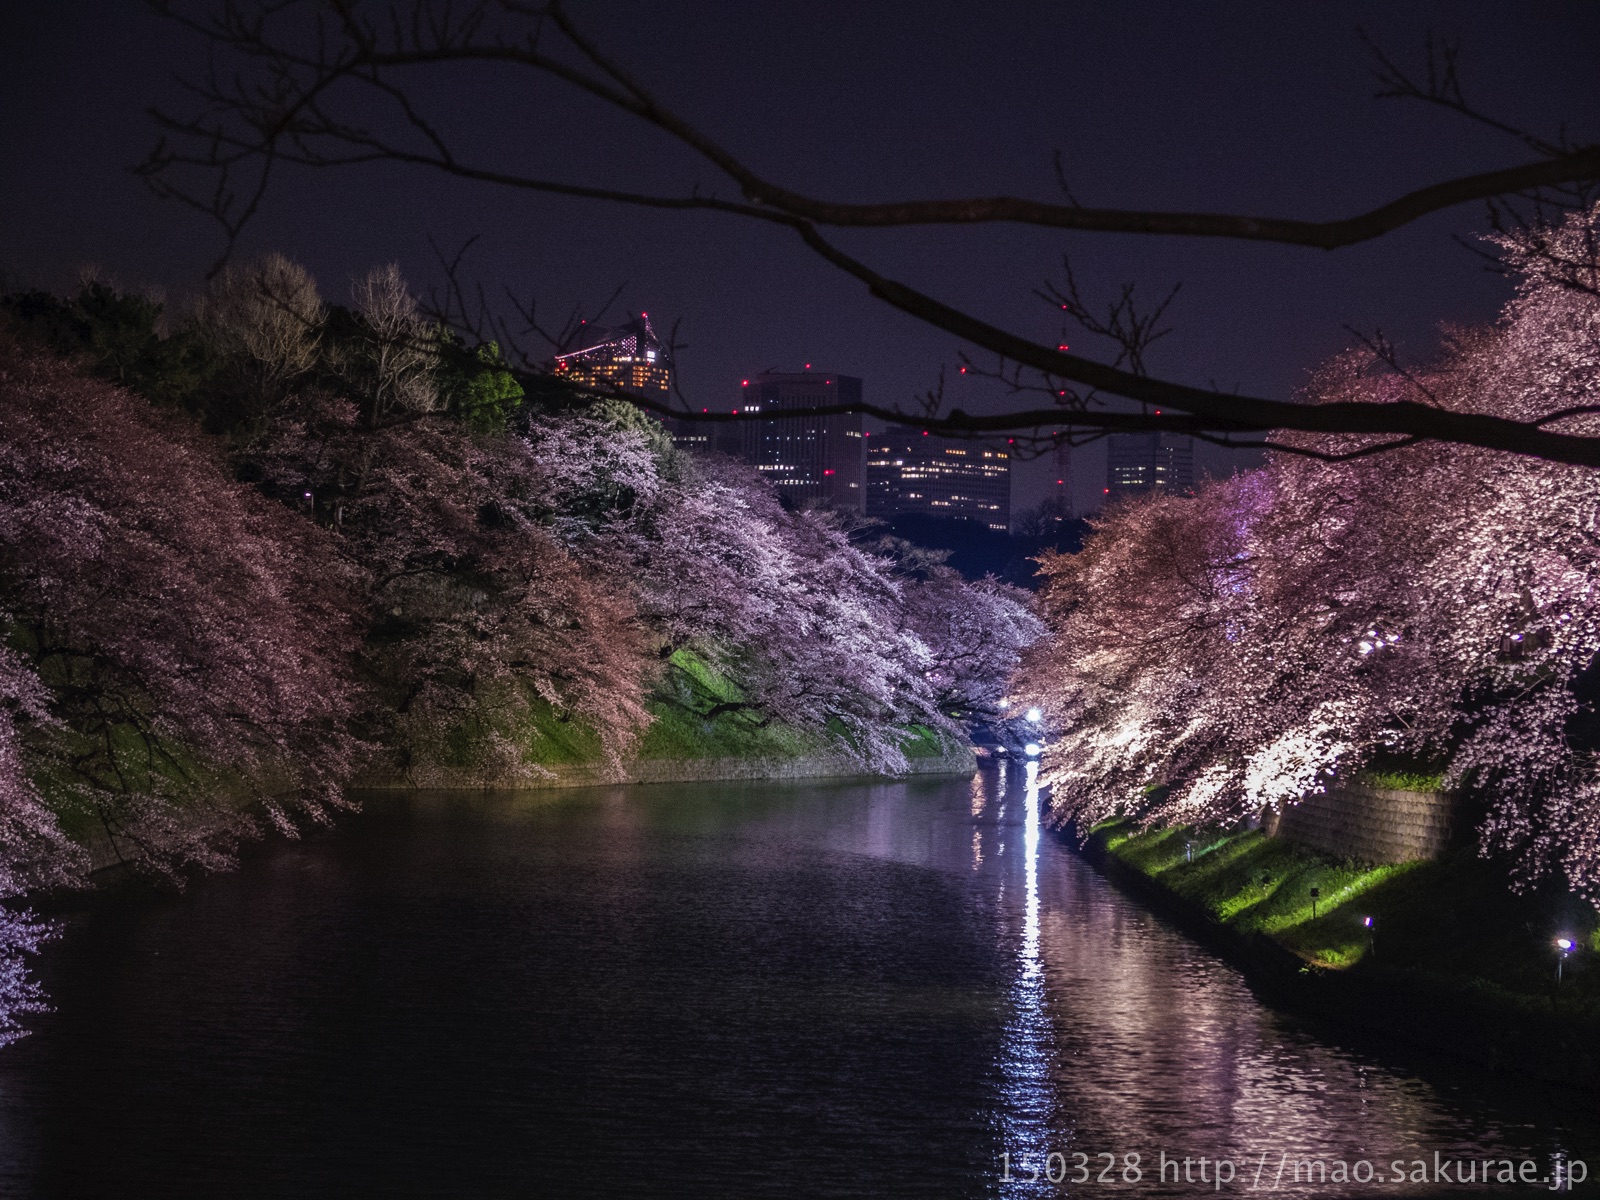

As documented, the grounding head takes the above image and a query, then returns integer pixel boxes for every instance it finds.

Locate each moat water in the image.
[0,765,1592,1197]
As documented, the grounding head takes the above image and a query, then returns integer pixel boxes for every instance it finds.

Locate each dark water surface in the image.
[0,765,1593,1198]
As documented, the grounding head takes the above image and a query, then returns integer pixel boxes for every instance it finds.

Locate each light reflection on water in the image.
[978,763,1593,1197]
[998,761,1059,1197]
[0,764,1590,1198]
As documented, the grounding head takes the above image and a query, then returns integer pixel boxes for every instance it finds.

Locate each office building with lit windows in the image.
[1104,432,1195,500]
[551,313,673,400]
[865,427,1012,531]
[733,372,867,511]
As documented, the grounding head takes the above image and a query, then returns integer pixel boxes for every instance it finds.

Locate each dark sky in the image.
[2,2,1597,514]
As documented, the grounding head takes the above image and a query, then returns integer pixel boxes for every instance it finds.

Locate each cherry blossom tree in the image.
[531,423,942,769]
[0,643,79,1045]
[0,338,367,875]
[530,414,1041,770]
[1023,202,1600,895]
[521,404,666,545]
[882,543,1045,723]
[734,500,941,770]
[239,396,655,781]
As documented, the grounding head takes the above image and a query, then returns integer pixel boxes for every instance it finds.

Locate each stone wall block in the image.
[1266,781,1455,865]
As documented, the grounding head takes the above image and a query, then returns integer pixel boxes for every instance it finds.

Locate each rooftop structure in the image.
[551,313,673,400]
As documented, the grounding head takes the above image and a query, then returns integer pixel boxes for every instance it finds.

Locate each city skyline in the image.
[591,346,1033,521]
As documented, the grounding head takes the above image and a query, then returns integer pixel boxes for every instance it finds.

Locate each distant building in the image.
[1104,432,1194,501]
[659,412,735,456]
[551,313,673,401]
[733,372,867,511]
[865,427,1011,532]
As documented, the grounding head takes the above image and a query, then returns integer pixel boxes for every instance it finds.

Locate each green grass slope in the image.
[1092,820,1600,1023]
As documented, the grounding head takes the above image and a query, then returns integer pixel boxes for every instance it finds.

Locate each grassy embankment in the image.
[434,648,958,772]
[1087,804,1600,1030]
[54,649,959,867]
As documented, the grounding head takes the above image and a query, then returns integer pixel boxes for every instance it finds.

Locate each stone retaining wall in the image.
[1263,781,1454,864]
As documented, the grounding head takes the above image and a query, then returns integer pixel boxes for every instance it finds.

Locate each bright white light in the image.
[1000,758,1047,1164]
[1358,641,1373,655]
[997,699,1010,709]
[1024,742,1041,757]
[1025,707,1043,723]
[1558,937,1575,952]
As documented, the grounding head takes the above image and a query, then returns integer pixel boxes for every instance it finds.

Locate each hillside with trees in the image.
[0,258,1041,1040]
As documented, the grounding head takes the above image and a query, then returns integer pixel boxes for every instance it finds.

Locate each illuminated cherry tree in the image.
[241,397,655,781]
[891,552,1045,723]
[0,341,367,873]
[531,424,935,770]
[528,415,1043,771]
[0,643,78,1045]
[1024,203,1600,894]
[0,337,376,1038]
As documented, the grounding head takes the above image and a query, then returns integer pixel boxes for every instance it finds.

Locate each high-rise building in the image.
[551,313,673,400]
[1104,432,1194,501]
[734,372,867,511]
[865,427,1011,532]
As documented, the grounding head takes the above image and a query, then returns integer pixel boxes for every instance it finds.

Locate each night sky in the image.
[2,1,1597,514]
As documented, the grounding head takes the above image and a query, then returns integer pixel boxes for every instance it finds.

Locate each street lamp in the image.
[1024,742,1041,758]
[1557,936,1575,984]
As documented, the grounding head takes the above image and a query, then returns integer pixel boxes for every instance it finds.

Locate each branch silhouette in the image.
[139,0,1600,464]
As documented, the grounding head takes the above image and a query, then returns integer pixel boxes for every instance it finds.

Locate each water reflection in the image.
[975,762,1591,1196]
[999,761,1058,1196]
[0,766,1590,1198]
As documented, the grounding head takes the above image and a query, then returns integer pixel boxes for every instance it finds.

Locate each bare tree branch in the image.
[1039,259,1181,377]
[137,1,1600,464]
